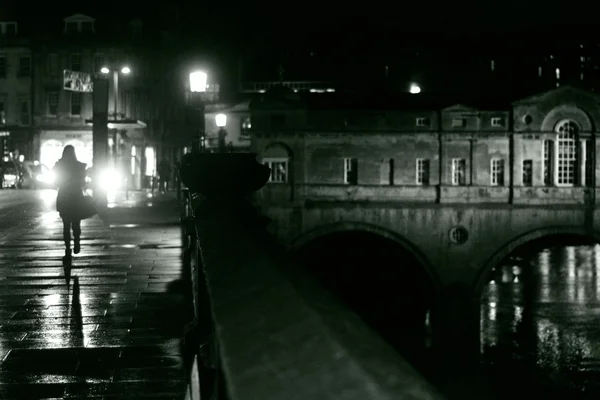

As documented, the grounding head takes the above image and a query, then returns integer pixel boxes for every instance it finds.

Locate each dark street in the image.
[0,189,190,399]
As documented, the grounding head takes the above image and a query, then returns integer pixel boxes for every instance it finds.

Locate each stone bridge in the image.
[254,185,600,358]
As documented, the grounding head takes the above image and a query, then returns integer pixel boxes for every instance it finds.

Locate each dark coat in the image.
[52,159,87,218]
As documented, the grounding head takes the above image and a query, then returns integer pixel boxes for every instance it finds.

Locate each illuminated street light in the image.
[190,71,208,93]
[215,113,227,128]
[101,67,109,74]
[410,83,421,94]
[121,66,131,74]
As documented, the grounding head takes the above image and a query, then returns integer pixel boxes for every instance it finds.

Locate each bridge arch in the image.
[474,225,600,296]
[289,221,442,292]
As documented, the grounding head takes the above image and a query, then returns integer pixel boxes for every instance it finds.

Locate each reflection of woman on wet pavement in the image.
[53,145,87,258]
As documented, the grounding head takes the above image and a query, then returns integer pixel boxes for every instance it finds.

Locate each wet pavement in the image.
[0,190,191,399]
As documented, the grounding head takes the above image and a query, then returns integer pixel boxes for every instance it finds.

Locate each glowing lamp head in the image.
[190,71,208,93]
[215,113,227,128]
[121,66,131,74]
[410,83,421,94]
[100,67,110,74]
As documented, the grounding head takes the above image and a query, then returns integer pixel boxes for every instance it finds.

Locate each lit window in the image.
[264,157,288,183]
[538,66,542,77]
[490,59,495,72]
[490,158,505,186]
[452,118,466,128]
[416,117,428,127]
[555,120,579,186]
[555,68,560,80]
[344,157,358,185]
[241,116,251,138]
[491,117,503,127]
[416,159,430,185]
[522,160,533,186]
[451,158,466,186]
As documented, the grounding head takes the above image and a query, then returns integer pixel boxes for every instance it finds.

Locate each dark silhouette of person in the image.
[52,145,87,258]
[158,159,172,193]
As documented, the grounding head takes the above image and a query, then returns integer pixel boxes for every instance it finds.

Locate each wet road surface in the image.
[481,244,600,399]
[0,190,191,399]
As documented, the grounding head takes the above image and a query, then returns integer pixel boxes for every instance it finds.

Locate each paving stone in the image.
[0,197,191,399]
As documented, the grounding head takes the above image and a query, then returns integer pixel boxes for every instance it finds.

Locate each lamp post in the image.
[101,66,130,178]
[189,71,208,153]
[101,66,131,121]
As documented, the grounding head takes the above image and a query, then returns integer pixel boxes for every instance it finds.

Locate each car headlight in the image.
[36,172,55,184]
[98,169,123,191]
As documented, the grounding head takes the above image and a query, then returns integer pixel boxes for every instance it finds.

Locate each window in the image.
[65,22,78,33]
[490,59,495,72]
[452,118,466,128]
[81,21,94,32]
[556,120,578,186]
[18,56,31,77]
[556,68,560,80]
[19,100,30,125]
[94,55,104,73]
[543,139,553,185]
[416,117,428,127]
[344,157,358,185]
[70,53,81,71]
[382,159,394,185]
[538,66,542,77]
[48,53,59,75]
[584,141,594,187]
[47,92,59,115]
[1,22,17,35]
[491,117,503,127]
[0,56,6,77]
[0,100,5,124]
[241,116,251,138]
[451,158,466,186]
[70,92,81,116]
[416,158,430,185]
[264,158,288,183]
[490,158,505,186]
[522,160,533,186]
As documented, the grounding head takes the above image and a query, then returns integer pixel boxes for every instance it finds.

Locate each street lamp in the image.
[189,71,208,152]
[101,65,131,120]
[215,113,227,128]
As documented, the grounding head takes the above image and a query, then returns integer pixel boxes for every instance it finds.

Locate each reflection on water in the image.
[481,244,600,398]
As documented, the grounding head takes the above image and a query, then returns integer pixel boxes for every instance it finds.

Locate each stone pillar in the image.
[431,283,481,380]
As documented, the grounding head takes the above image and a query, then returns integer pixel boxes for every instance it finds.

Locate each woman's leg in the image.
[73,219,82,254]
[62,218,72,256]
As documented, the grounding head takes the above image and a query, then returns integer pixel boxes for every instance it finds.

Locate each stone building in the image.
[251,85,598,206]
[0,18,32,160]
[29,13,193,189]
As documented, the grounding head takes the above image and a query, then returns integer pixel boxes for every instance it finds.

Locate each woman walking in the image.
[53,145,87,258]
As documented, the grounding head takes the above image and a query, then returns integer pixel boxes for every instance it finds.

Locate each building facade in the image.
[251,85,599,206]
[0,19,32,161]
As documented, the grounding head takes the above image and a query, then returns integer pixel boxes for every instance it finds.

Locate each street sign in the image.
[63,69,94,92]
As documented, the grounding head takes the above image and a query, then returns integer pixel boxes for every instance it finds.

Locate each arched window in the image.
[263,143,292,184]
[555,120,579,186]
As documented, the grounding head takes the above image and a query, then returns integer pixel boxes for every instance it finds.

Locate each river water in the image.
[479,244,600,399]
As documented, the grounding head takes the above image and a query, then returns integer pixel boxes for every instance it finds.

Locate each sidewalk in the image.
[0,191,191,399]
